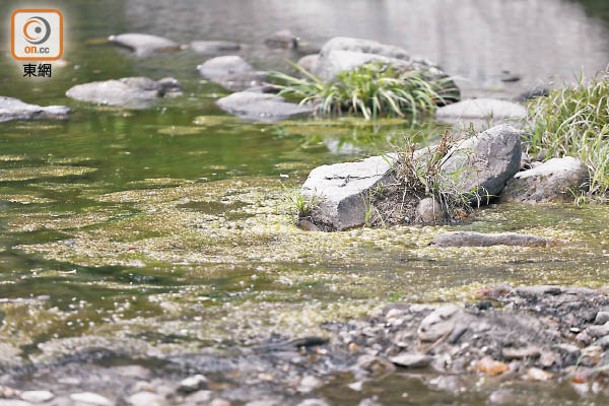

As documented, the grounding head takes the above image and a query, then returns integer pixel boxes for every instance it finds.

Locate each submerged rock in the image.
[300,155,396,231]
[0,96,70,123]
[197,56,266,91]
[108,33,180,56]
[502,156,589,203]
[436,98,527,125]
[264,30,299,49]
[215,91,313,122]
[66,77,182,109]
[440,124,522,202]
[430,231,552,247]
[190,40,241,54]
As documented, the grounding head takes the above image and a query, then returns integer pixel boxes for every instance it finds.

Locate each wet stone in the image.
[108,33,180,56]
[595,312,609,325]
[69,392,114,406]
[586,322,609,338]
[125,391,165,406]
[501,345,541,360]
[389,353,433,368]
[178,374,208,394]
[20,391,55,403]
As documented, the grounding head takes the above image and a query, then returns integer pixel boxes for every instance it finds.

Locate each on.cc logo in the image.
[11,9,63,61]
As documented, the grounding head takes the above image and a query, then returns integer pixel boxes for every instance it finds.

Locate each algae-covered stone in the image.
[430,231,551,247]
[109,33,180,56]
[197,56,266,91]
[0,96,70,123]
[216,91,313,122]
[66,77,182,109]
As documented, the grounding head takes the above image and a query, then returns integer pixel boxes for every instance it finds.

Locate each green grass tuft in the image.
[270,61,459,122]
[526,70,609,198]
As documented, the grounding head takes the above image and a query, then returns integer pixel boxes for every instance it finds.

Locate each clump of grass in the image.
[285,190,324,218]
[270,62,459,122]
[370,130,480,226]
[526,70,609,197]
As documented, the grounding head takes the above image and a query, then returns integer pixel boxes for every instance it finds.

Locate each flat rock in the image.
[20,390,55,403]
[300,154,396,231]
[0,96,70,123]
[436,98,527,124]
[216,91,313,122]
[418,304,464,342]
[430,231,551,247]
[440,124,522,201]
[198,56,266,91]
[126,392,165,406]
[501,346,541,360]
[69,392,113,406]
[502,157,589,203]
[190,40,241,54]
[389,353,433,368]
[66,77,182,109]
[108,33,180,56]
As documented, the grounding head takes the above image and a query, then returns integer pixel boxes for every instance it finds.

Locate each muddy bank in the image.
[2,285,609,405]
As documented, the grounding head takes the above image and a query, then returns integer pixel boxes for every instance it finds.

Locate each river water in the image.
[1,0,609,404]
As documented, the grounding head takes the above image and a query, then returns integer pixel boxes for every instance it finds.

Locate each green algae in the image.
[0,166,98,182]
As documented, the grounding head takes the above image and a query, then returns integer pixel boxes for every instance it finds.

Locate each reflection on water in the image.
[124,0,609,96]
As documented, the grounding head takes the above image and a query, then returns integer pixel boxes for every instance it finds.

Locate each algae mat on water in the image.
[3,173,609,359]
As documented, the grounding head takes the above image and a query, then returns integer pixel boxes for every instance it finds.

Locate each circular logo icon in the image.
[23,16,51,45]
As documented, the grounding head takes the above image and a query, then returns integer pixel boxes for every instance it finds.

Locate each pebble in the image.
[20,391,54,403]
[178,374,208,394]
[185,390,213,404]
[595,311,609,325]
[69,392,114,406]
[527,367,554,381]
[355,355,396,377]
[296,399,330,406]
[209,399,231,406]
[389,353,433,368]
[501,346,541,360]
[581,345,603,366]
[125,392,165,406]
[474,357,509,376]
[586,322,609,338]
[297,376,323,393]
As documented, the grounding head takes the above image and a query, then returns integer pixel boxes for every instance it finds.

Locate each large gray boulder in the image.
[216,91,313,122]
[66,77,182,109]
[440,125,522,202]
[0,96,70,123]
[436,98,527,125]
[502,156,589,203]
[300,155,396,231]
[108,33,180,56]
[197,56,266,91]
[314,37,441,82]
